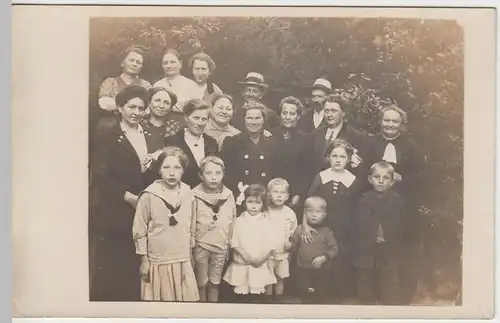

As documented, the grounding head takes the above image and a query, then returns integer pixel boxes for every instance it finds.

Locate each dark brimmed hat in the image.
[310,78,332,93]
[238,72,269,89]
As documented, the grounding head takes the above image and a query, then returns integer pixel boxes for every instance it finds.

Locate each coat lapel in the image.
[177,132,197,164]
[112,123,140,160]
[314,126,328,157]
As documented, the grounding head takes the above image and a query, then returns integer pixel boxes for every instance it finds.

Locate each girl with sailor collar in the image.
[133,147,199,302]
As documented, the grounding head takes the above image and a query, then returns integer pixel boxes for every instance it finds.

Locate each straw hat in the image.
[310,78,332,93]
[238,72,269,89]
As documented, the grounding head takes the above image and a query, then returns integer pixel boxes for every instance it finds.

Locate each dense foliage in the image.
[89,17,463,303]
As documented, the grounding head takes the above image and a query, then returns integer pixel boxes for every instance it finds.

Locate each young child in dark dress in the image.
[351,161,407,305]
[290,196,339,304]
[303,139,363,302]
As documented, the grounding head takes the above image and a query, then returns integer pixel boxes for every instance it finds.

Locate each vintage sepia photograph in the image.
[88,14,464,306]
[11,4,495,319]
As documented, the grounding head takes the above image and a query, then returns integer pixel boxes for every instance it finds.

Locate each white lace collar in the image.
[319,169,356,188]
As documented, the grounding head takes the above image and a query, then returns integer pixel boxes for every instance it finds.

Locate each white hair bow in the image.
[236,182,249,206]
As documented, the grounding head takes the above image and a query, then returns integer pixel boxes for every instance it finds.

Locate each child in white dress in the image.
[264,178,298,303]
[223,183,277,303]
[133,146,199,302]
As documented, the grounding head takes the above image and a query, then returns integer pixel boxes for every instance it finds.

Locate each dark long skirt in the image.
[90,231,141,301]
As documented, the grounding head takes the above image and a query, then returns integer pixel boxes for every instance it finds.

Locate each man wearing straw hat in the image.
[230,72,279,132]
[297,78,331,133]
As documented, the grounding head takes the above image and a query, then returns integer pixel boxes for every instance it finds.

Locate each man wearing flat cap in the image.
[230,72,279,132]
[298,78,331,133]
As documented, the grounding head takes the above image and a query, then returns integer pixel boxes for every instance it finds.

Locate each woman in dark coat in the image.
[220,100,277,208]
[271,96,312,216]
[164,99,218,188]
[90,85,157,301]
[363,104,425,303]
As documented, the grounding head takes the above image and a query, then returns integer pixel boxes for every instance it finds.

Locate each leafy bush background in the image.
[89,17,463,302]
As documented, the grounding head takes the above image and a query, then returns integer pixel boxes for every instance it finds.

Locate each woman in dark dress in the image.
[141,87,182,152]
[220,100,278,207]
[271,96,312,216]
[363,104,425,303]
[164,99,218,188]
[90,85,157,301]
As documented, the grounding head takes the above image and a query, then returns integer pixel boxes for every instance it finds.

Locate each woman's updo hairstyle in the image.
[115,85,150,108]
[148,87,178,108]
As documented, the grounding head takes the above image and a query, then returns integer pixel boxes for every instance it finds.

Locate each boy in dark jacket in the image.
[351,161,407,305]
[290,196,339,304]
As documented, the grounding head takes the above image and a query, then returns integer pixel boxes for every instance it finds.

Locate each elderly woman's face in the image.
[149,91,172,118]
[244,108,265,134]
[192,59,211,84]
[118,97,147,127]
[381,109,402,138]
[185,108,210,137]
[242,85,264,102]
[324,101,344,128]
[280,103,300,128]
[122,51,144,76]
[211,97,234,125]
[162,53,182,76]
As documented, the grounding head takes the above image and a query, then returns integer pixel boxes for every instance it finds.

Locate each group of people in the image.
[89,46,425,305]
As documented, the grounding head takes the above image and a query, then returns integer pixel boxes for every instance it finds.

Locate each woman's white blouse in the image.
[153,75,200,113]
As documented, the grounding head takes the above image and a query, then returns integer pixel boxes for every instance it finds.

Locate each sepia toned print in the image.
[89,15,463,306]
[11,5,494,319]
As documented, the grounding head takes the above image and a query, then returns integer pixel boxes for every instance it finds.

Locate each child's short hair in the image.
[244,183,268,211]
[324,139,355,163]
[303,196,327,212]
[154,146,190,174]
[369,161,396,179]
[267,178,290,192]
[199,155,225,173]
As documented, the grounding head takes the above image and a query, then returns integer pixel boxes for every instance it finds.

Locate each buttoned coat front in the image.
[220,133,278,198]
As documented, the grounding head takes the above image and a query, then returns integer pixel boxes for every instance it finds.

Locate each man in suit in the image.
[297,78,331,133]
[230,72,279,131]
[310,94,368,179]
